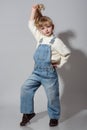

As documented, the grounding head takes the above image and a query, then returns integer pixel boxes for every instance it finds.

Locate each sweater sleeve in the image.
[53,38,71,68]
[54,38,71,56]
[28,20,42,42]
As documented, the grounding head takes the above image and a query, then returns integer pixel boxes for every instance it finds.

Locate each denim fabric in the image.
[20,38,60,119]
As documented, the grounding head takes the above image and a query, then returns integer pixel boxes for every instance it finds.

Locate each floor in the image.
[0,104,87,130]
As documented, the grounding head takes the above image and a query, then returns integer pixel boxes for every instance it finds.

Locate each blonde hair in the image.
[34,4,54,29]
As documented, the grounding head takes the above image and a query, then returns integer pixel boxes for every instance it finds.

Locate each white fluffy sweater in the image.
[28,20,71,68]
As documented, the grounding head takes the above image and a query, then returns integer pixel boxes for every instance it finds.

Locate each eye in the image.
[40,27,44,30]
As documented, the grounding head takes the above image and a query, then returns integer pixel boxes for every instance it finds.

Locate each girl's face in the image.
[39,25,54,36]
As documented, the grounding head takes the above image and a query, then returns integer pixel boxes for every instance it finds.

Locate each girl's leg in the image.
[41,74,60,119]
[20,72,41,114]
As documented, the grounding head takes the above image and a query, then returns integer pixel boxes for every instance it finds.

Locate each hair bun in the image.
[37,4,45,11]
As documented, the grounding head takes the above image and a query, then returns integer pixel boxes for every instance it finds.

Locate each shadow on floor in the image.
[31,111,47,123]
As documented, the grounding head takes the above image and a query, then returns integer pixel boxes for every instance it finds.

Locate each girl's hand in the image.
[32,5,38,12]
[52,63,58,68]
[30,5,38,20]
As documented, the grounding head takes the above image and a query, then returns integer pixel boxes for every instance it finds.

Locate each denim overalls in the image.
[20,37,60,119]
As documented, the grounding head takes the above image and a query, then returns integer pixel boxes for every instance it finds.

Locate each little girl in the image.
[20,4,71,127]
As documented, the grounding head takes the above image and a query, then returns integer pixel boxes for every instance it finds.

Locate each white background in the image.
[0,0,87,123]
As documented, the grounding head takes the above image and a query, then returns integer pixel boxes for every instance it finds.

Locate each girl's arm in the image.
[52,38,71,68]
[54,38,71,57]
[30,5,38,20]
[28,5,42,42]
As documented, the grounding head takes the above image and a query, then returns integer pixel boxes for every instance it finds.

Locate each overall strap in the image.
[39,36,56,45]
[39,38,43,43]
[49,36,56,44]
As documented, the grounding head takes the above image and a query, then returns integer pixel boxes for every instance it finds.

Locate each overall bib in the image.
[20,37,60,119]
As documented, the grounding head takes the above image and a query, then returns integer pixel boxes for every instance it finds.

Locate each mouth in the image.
[46,32,50,35]
[46,32,52,36]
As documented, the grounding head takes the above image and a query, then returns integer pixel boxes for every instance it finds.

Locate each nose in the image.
[45,28,48,32]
